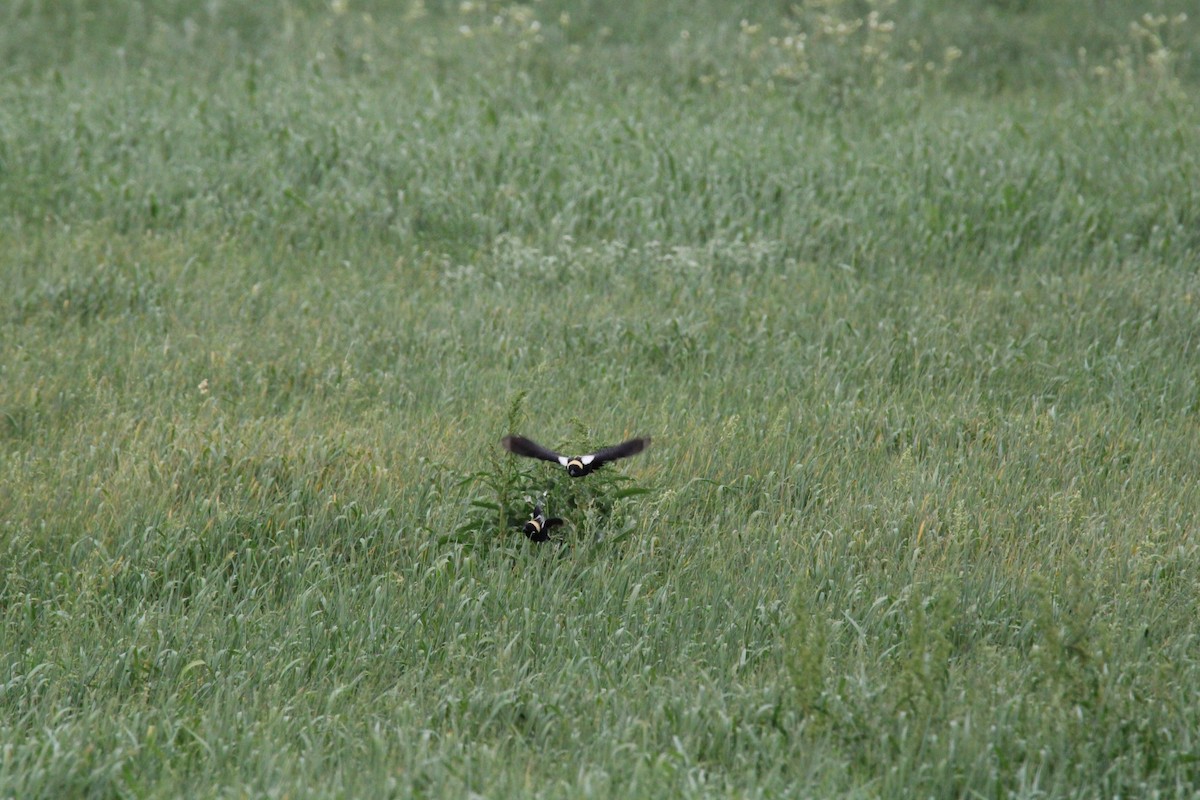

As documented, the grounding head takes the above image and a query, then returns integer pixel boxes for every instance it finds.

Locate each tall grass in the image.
[2,1,1199,797]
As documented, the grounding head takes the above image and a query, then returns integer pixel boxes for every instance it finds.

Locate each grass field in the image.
[3,1,1200,796]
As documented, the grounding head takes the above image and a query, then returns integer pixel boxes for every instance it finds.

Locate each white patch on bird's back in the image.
[557,456,569,466]
[581,455,595,465]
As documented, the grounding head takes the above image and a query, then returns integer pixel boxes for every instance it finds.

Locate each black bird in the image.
[523,505,563,542]
[502,435,651,477]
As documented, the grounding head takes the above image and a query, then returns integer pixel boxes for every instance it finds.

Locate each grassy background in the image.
[3,0,1200,796]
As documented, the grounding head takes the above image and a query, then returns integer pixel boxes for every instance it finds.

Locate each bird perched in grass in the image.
[501,435,651,477]
[523,505,563,542]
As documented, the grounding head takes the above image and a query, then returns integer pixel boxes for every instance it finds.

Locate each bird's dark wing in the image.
[586,436,651,466]
[524,524,551,542]
[502,435,565,465]
[545,517,564,530]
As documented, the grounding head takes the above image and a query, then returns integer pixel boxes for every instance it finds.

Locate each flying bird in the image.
[522,505,563,542]
[501,435,651,477]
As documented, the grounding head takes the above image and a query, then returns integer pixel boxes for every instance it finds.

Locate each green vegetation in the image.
[3,1,1199,796]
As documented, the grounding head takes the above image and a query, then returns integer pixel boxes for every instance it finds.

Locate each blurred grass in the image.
[2,0,1200,797]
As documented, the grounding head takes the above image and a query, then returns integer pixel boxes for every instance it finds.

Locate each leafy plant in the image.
[446,397,653,548]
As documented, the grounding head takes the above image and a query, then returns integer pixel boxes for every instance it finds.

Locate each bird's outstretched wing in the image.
[502,435,566,465]
[584,436,651,468]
